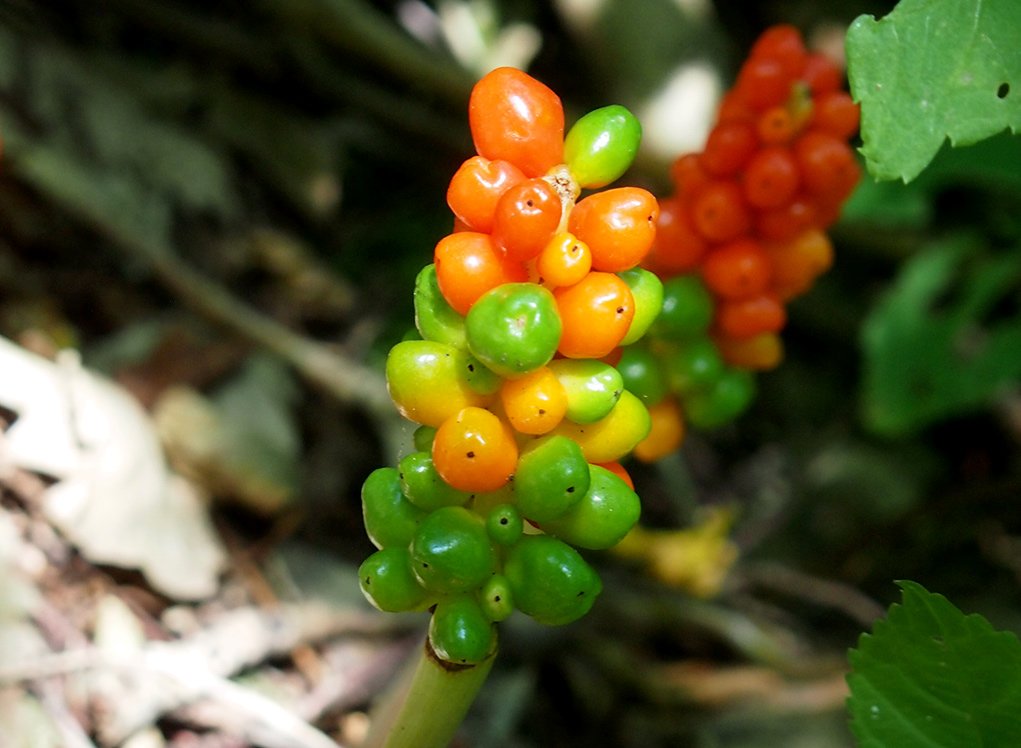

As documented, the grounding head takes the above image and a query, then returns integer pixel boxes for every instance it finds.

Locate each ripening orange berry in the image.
[569,187,659,272]
[469,67,564,178]
[432,407,518,492]
[555,272,635,358]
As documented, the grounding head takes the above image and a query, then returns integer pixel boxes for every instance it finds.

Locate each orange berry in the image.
[434,232,527,315]
[716,332,784,371]
[469,67,564,178]
[644,196,708,276]
[447,156,526,232]
[764,229,834,300]
[536,232,592,288]
[690,180,750,243]
[715,293,787,339]
[499,366,568,435]
[701,238,772,300]
[555,272,635,358]
[432,407,518,493]
[594,461,634,490]
[569,187,659,272]
[492,178,563,262]
[632,397,685,462]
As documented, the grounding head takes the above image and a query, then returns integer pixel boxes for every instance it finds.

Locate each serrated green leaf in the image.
[847,0,1021,183]
[860,237,1021,435]
[848,581,1021,747]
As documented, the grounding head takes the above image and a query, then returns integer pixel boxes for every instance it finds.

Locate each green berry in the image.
[462,353,502,395]
[486,504,524,546]
[548,359,623,424]
[504,535,602,625]
[479,574,515,622]
[414,263,466,348]
[652,275,714,339]
[398,451,472,510]
[513,435,590,523]
[564,105,642,189]
[540,464,641,550]
[466,283,562,378]
[429,596,496,665]
[616,345,668,405]
[683,368,756,429]
[410,506,497,594]
[665,337,724,395]
[361,467,425,550]
[358,547,428,612]
[413,425,437,452]
[618,268,664,346]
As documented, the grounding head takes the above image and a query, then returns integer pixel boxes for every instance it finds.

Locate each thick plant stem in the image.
[361,637,496,748]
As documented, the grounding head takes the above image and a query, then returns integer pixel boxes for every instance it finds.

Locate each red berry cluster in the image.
[645,24,861,371]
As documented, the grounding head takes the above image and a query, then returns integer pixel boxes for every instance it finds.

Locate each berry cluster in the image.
[360,68,662,664]
[625,25,861,459]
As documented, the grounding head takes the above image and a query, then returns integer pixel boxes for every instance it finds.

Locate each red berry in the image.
[690,180,750,243]
[742,146,800,209]
[701,238,772,300]
[700,121,758,176]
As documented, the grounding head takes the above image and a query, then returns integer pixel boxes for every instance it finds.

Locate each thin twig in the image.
[735,561,886,627]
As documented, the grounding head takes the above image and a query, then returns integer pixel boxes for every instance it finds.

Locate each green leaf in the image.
[860,236,1021,435]
[848,581,1021,747]
[847,0,1021,183]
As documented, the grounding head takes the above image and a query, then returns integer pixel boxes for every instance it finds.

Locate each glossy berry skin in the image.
[414,264,466,349]
[491,178,563,262]
[569,187,659,272]
[469,67,564,178]
[485,504,524,546]
[548,359,623,424]
[429,595,495,665]
[410,506,497,594]
[553,389,651,463]
[386,340,491,427]
[504,535,602,625]
[447,156,526,233]
[398,451,472,511]
[513,434,590,523]
[536,232,592,288]
[563,104,642,188]
[479,575,515,622]
[434,231,527,315]
[359,547,428,613]
[361,467,425,550]
[499,365,568,435]
[432,406,518,492]
[540,464,641,550]
[555,272,635,358]
[618,267,664,345]
[466,283,562,378]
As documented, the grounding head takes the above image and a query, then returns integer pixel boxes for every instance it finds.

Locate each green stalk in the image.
[362,636,496,748]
